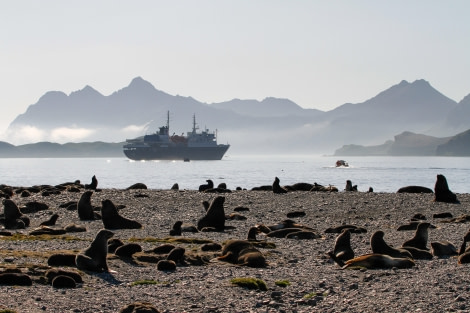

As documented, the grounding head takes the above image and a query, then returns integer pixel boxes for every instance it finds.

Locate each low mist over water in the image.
[1,155,468,193]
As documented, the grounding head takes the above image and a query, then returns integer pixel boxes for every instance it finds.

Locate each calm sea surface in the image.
[0,155,468,193]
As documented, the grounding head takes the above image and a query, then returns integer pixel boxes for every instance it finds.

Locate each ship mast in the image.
[167,110,170,131]
[192,114,198,134]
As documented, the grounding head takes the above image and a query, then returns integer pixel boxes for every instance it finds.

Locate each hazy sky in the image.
[1,1,469,134]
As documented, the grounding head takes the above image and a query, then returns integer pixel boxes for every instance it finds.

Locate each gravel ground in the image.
[1,185,470,313]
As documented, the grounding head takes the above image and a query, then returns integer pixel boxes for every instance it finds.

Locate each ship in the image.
[123,112,230,161]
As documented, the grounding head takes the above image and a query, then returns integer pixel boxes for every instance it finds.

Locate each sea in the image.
[0,155,468,193]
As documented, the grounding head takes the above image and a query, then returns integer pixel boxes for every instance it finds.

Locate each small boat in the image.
[336,160,349,167]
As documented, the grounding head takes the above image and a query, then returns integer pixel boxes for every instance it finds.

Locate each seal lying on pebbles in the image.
[370,231,413,258]
[402,222,431,250]
[328,229,354,263]
[434,174,459,203]
[337,253,415,269]
[75,229,114,272]
[101,199,142,230]
[118,301,161,313]
[325,225,367,234]
[217,240,266,267]
[396,186,433,193]
[197,196,225,231]
[2,199,30,229]
[430,241,458,257]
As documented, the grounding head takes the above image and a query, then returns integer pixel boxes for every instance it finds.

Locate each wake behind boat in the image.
[123,112,230,161]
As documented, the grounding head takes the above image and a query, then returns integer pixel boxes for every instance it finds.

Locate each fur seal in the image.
[338,253,415,269]
[370,231,413,258]
[45,268,83,284]
[197,196,225,231]
[430,241,457,257]
[171,183,179,190]
[2,199,30,229]
[77,191,99,220]
[401,246,433,260]
[457,230,470,264]
[167,247,186,264]
[75,229,114,272]
[433,212,453,219]
[101,199,142,229]
[51,275,76,288]
[397,186,433,193]
[48,253,77,267]
[0,272,33,286]
[434,174,459,203]
[169,221,183,236]
[85,175,98,190]
[345,180,357,192]
[325,225,367,234]
[272,177,288,194]
[115,243,143,258]
[198,180,214,192]
[126,183,147,190]
[218,240,266,267]
[40,213,59,226]
[402,222,431,250]
[328,229,354,263]
[285,230,321,239]
[157,260,177,272]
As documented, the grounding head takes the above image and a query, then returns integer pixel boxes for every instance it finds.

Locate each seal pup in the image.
[327,229,354,263]
[434,174,459,203]
[101,199,142,229]
[197,196,225,231]
[75,229,114,272]
[272,177,288,194]
[40,213,59,226]
[77,191,99,220]
[430,241,457,257]
[169,221,183,236]
[198,180,214,192]
[457,230,470,264]
[397,186,433,193]
[340,253,415,269]
[171,183,179,190]
[85,175,98,190]
[370,231,413,259]
[2,199,30,229]
[402,222,431,250]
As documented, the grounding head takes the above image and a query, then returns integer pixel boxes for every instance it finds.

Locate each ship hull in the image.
[123,145,229,161]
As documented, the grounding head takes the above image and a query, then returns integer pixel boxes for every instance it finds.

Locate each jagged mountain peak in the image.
[70,85,103,99]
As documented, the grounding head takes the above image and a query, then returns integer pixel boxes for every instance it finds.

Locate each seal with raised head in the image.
[2,199,30,229]
[402,222,431,250]
[327,229,354,263]
[197,196,225,231]
[169,221,183,236]
[272,177,288,194]
[85,175,98,190]
[434,174,459,203]
[344,180,357,192]
[75,229,114,272]
[101,199,142,229]
[198,179,214,192]
[77,191,99,220]
[40,213,59,226]
[370,231,413,258]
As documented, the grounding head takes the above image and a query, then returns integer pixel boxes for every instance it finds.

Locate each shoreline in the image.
[1,188,469,312]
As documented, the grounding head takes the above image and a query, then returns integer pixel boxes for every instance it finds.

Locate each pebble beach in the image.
[1,182,470,313]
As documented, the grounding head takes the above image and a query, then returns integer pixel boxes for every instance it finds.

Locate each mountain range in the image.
[4,77,470,155]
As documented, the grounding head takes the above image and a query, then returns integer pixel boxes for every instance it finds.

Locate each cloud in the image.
[2,125,47,144]
[50,127,95,142]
